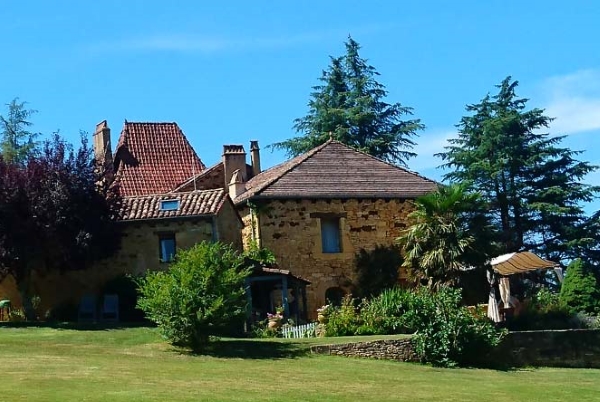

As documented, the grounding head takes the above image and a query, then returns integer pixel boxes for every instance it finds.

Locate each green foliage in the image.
[507,287,594,331]
[360,287,415,334]
[324,294,361,337]
[437,77,599,262]
[272,36,423,166]
[398,184,495,290]
[136,242,251,350]
[560,259,600,315]
[243,239,276,266]
[408,288,505,367]
[0,98,39,164]
[354,245,402,298]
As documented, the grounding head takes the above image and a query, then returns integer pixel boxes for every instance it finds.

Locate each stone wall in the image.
[243,198,414,317]
[311,330,600,368]
[310,339,419,362]
[492,329,600,368]
[215,200,244,251]
[0,217,215,313]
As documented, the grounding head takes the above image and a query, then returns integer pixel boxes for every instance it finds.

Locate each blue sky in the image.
[2,1,600,212]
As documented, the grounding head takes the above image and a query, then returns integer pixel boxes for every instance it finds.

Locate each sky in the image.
[1,1,600,212]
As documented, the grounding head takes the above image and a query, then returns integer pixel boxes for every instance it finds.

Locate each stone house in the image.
[221,140,438,317]
[0,120,437,320]
[0,121,244,312]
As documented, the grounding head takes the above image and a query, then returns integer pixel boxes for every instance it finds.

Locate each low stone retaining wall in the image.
[310,329,600,368]
[492,329,600,368]
[310,339,419,363]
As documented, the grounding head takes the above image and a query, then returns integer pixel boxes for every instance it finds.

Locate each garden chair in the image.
[78,295,97,322]
[100,294,120,322]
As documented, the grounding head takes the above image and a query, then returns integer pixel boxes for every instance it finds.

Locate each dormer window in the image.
[160,199,180,211]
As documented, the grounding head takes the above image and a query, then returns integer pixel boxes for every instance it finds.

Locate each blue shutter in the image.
[160,237,176,262]
[321,219,341,253]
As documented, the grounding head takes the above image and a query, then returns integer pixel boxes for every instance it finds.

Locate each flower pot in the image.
[268,318,282,329]
[317,313,328,324]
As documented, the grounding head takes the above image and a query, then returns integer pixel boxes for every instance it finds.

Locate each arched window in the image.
[325,287,345,307]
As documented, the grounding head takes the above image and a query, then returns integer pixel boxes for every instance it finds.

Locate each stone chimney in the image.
[93,120,112,167]
[222,145,247,189]
[228,169,246,199]
[250,140,261,176]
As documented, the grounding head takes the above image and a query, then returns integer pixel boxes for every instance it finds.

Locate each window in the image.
[160,199,180,211]
[321,218,341,253]
[159,234,176,262]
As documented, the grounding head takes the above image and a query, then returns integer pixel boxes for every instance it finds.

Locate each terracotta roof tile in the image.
[120,189,227,221]
[234,140,437,203]
[114,122,205,196]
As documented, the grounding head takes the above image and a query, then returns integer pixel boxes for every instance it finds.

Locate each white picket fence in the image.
[282,322,317,339]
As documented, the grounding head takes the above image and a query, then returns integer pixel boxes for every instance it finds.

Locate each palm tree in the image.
[398,184,492,290]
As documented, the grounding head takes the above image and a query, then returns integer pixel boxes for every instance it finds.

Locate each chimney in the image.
[93,120,112,167]
[222,145,247,189]
[250,140,261,176]
[228,169,246,199]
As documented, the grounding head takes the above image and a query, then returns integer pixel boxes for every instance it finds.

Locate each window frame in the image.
[320,217,342,254]
[159,199,180,211]
[158,233,176,263]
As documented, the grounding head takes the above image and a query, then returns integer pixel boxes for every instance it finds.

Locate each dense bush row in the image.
[323,287,506,367]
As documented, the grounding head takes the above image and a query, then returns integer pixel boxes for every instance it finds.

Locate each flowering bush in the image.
[267,312,283,320]
[317,304,332,315]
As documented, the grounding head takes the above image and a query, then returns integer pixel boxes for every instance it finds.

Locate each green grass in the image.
[0,326,598,401]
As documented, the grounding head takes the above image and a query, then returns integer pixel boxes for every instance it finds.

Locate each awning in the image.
[491,251,557,276]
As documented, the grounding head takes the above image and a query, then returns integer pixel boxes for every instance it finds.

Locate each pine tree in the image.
[559,259,600,315]
[0,98,39,163]
[437,77,599,261]
[272,37,423,166]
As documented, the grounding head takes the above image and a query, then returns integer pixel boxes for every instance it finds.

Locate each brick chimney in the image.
[93,120,112,168]
[222,145,247,189]
[250,140,261,176]
[228,169,246,199]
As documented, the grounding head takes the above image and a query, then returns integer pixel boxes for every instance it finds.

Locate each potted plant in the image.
[317,304,331,324]
[267,308,284,329]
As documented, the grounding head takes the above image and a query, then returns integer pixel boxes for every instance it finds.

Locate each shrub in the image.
[136,242,250,350]
[508,287,593,331]
[408,287,505,367]
[360,287,415,334]
[560,259,600,315]
[325,294,362,336]
[354,245,402,298]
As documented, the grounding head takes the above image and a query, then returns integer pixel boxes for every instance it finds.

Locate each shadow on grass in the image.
[0,321,155,331]
[184,339,309,360]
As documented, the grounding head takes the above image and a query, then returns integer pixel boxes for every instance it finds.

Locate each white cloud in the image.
[409,129,456,171]
[91,24,392,54]
[541,69,600,135]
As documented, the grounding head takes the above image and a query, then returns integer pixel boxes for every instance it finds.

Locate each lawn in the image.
[0,326,598,402]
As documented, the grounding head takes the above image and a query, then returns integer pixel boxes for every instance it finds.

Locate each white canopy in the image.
[491,251,557,276]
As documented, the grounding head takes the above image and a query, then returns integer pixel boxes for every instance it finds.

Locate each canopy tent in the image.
[491,251,557,275]
[486,251,559,322]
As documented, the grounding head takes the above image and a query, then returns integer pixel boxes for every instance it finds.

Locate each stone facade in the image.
[0,202,242,313]
[240,198,414,318]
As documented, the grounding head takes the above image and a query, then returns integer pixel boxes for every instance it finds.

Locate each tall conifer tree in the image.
[438,77,599,261]
[273,37,423,166]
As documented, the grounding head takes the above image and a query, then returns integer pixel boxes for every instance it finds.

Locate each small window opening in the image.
[160,199,180,211]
